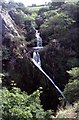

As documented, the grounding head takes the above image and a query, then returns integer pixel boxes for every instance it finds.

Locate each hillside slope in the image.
[0,10,19,36]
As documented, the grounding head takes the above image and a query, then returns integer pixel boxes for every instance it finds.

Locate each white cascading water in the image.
[33,29,42,66]
[31,58,66,99]
[32,29,66,100]
[35,30,42,47]
[33,51,41,67]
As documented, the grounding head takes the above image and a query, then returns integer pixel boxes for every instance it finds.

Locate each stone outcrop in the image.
[0,9,19,36]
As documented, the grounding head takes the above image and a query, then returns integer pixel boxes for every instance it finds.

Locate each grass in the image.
[56,101,79,119]
[66,0,79,2]
[27,6,49,13]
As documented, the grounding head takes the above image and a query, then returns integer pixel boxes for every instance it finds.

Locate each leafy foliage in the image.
[44,10,58,19]
[38,7,49,15]
[64,67,79,104]
[2,87,53,120]
[41,12,74,29]
[40,12,75,40]
[14,12,27,25]
[50,1,65,10]
[67,67,79,79]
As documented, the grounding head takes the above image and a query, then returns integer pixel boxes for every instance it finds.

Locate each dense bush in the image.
[43,10,58,19]
[40,12,74,40]
[1,87,53,120]
[64,67,79,104]
[56,67,79,119]
[14,12,27,26]
[50,1,65,10]
[38,7,49,15]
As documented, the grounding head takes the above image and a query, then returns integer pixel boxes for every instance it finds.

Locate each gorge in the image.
[1,1,79,119]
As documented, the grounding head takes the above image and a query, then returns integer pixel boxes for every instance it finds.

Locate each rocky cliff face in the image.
[0,9,19,36]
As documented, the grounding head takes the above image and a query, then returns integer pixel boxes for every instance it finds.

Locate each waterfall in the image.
[33,29,42,66]
[33,51,41,67]
[31,58,66,99]
[35,30,42,47]
[32,28,66,100]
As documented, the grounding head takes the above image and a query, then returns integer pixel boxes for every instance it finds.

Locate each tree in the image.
[2,87,53,120]
[14,12,27,26]
[40,12,74,40]
[17,2,24,7]
[50,0,65,10]
[64,67,79,104]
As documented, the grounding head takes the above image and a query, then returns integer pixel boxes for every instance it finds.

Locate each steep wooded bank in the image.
[1,1,79,119]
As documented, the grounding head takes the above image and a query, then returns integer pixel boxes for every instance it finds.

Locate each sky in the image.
[6,0,79,6]
[6,0,52,6]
